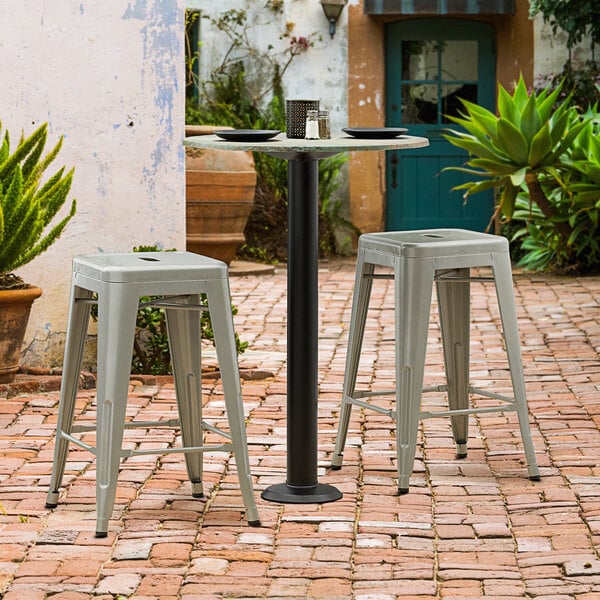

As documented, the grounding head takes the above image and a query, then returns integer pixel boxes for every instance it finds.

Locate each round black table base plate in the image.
[261,482,342,504]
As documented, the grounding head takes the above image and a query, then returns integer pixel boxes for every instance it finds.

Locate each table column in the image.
[261,154,342,503]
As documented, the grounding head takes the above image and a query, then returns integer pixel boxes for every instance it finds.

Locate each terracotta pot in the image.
[185,125,257,264]
[0,285,42,383]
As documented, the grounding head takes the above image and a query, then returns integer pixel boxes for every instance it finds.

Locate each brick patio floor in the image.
[1,258,600,599]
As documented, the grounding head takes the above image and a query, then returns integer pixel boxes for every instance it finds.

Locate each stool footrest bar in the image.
[120,443,233,458]
[353,385,515,405]
[60,432,96,454]
[346,395,394,416]
[71,418,232,440]
[420,404,516,419]
[59,430,233,458]
[435,275,495,283]
[469,387,515,404]
[352,389,396,399]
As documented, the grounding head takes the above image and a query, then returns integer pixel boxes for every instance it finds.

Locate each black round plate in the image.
[342,127,408,139]
[215,129,281,142]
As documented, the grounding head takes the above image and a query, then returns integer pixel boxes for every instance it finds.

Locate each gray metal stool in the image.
[46,251,260,536]
[331,229,540,492]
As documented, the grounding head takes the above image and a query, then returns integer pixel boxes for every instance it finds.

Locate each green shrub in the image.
[508,109,600,273]
[445,75,600,273]
[534,61,600,112]
[131,289,248,376]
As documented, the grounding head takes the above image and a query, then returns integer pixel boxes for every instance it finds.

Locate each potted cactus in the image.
[0,120,76,383]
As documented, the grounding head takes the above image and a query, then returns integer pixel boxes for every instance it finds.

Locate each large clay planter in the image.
[0,285,42,383]
[185,125,257,264]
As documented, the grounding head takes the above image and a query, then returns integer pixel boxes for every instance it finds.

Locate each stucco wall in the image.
[0,0,185,368]
[534,14,595,77]
[187,0,350,136]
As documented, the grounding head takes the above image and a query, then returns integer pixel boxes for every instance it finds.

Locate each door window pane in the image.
[401,41,439,81]
[441,41,478,81]
[441,83,477,122]
[402,84,438,124]
[399,38,479,125]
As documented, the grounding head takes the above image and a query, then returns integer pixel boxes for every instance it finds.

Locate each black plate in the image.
[342,127,408,139]
[215,129,281,142]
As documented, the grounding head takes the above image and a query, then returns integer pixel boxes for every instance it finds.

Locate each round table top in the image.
[183,133,429,154]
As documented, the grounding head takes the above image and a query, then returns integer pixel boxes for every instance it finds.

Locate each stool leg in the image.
[436,269,471,458]
[396,258,435,494]
[94,284,139,537]
[492,254,540,480]
[205,279,260,526]
[165,295,204,498]
[46,285,93,508]
[332,252,375,469]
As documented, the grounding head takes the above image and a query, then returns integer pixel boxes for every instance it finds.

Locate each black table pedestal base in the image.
[258,156,342,506]
[261,482,342,504]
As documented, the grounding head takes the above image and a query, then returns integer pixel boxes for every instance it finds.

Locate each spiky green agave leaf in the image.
[0,123,47,186]
[0,121,76,278]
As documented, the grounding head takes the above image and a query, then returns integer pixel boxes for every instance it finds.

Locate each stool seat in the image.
[46,251,259,536]
[355,228,509,257]
[332,229,540,493]
[73,251,227,282]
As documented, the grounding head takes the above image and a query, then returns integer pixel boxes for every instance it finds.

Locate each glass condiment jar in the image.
[305,110,320,139]
[318,110,331,139]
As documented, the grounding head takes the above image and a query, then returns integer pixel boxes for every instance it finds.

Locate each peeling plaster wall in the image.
[534,14,595,77]
[0,0,185,368]
[187,0,350,134]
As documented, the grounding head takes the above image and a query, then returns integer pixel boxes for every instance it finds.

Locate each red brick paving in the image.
[1,259,600,598]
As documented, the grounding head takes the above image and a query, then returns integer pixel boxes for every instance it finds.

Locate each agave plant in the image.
[443,75,590,238]
[0,121,77,289]
[567,108,600,201]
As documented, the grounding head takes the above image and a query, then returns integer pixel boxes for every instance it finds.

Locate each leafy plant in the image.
[185,10,201,100]
[194,8,318,110]
[509,183,600,274]
[443,75,600,272]
[535,61,600,111]
[445,75,588,225]
[529,0,599,57]
[502,102,600,273]
[131,290,248,375]
[0,121,76,289]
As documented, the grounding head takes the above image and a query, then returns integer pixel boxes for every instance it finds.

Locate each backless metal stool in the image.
[46,251,260,536]
[331,229,540,493]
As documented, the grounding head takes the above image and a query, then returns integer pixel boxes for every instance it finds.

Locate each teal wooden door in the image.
[385,19,495,231]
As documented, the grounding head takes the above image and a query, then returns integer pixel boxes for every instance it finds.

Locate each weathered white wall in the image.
[187,0,350,134]
[0,0,185,368]
[534,14,595,78]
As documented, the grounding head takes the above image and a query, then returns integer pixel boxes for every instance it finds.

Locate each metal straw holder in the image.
[286,99,320,138]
